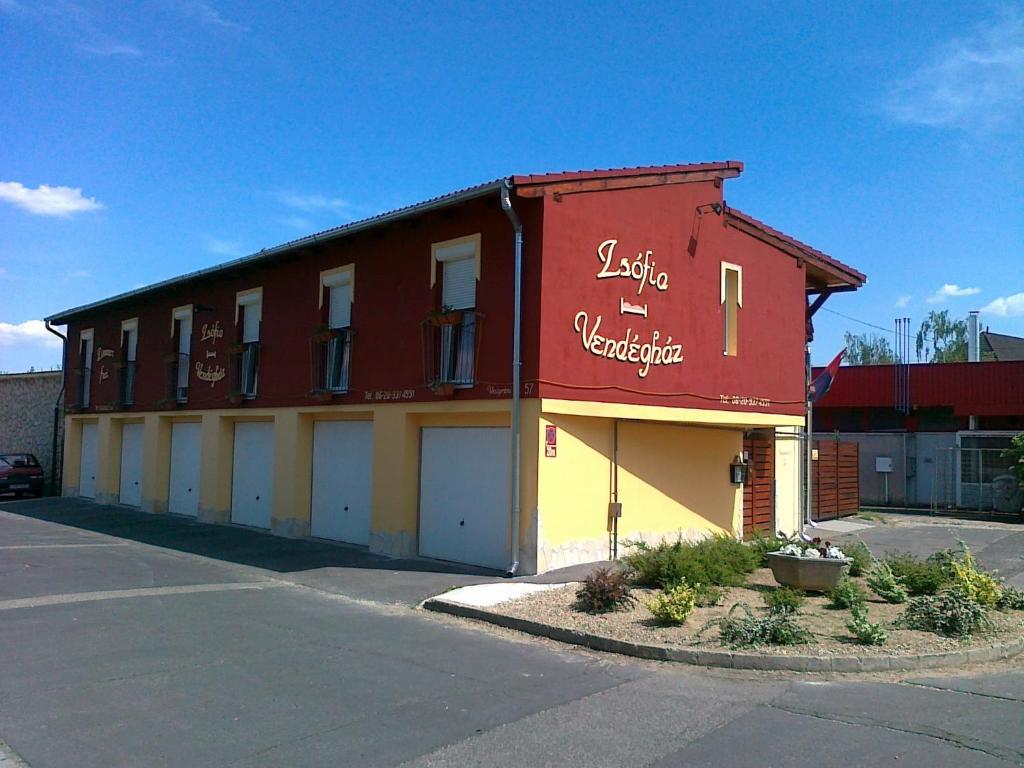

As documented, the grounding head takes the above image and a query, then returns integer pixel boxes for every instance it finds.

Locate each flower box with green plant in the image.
[427,305,463,327]
[766,537,851,592]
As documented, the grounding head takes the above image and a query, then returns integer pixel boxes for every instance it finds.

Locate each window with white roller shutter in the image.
[319,267,354,392]
[442,256,476,310]
[430,234,481,387]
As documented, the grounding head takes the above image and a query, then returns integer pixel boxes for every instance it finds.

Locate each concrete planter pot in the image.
[767,552,851,592]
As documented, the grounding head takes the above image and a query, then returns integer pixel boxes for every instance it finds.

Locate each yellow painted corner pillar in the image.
[95,416,120,505]
[368,407,419,558]
[517,400,541,575]
[270,410,313,538]
[141,414,171,515]
[774,426,803,536]
[198,413,233,524]
[62,417,83,496]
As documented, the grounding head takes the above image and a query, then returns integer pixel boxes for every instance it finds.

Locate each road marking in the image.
[0,543,131,550]
[0,582,285,612]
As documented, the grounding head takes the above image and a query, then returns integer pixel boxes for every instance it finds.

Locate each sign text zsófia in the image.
[573,311,683,378]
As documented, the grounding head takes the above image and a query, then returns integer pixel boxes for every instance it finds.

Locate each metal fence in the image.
[930,446,1022,514]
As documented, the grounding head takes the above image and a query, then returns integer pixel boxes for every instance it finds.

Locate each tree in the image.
[915,310,967,363]
[843,332,895,365]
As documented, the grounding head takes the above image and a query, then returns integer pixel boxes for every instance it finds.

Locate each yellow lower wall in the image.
[536,416,744,571]
[61,398,802,575]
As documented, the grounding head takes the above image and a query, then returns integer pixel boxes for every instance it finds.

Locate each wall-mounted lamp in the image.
[729,455,749,485]
[696,202,723,216]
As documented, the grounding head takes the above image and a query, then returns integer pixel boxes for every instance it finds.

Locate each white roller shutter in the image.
[310,421,373,544]
[118,423,144,507]
[79,423,97,499]
[231,421,274,528]
[442,258,476,310]
[169,422,201,517]
[328,281,352,329]
[242,301,261,342]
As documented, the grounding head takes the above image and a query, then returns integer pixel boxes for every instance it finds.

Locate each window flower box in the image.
[767,550,851,592]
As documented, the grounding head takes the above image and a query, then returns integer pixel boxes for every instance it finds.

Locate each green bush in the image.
[828,577,868,609]
[694,583,725,607]
[762,587,806,615]
[574,567,635,614]
[867,562,908,603]
[884,552,950,596]
[950,546,1002,607]
[715,603,813,648]
[747,531,788,566]
[647,583,698,625]
[846,603,888,645]
[996,586,1024,611]
[897,586,994,639]
[622,534,759,590]
[845,540,873,578]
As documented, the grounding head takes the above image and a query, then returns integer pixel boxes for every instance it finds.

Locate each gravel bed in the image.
[495,568,1024,657]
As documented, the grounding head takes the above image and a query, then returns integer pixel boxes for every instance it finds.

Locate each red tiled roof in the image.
[725,206,866,286]
[512,161,743,186]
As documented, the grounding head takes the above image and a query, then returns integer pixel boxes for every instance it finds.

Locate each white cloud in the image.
[79,42,141,57]
[982,292,1024,317]
[204,236,247,257]
[277,191,351,214]
[65,269,91,279]
[895,295,911,308]
[883,8,1024,132]
[926,283,981,303]
[0,181,103,216]
[0,320,65,348]
[280,215,313,231]
[174,1,248,32]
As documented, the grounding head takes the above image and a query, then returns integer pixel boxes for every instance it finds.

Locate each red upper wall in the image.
[536,181,808,416]
[65,195,542,412]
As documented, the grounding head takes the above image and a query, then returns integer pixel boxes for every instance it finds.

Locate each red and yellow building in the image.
[47,163,865,574]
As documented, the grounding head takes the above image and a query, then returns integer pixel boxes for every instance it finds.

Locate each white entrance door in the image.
[310,421,373,545]
[419,427,510,570]
[169,422,201,517]
[231,421,273,528]
[118,423,144,507]
[79,422,98,499]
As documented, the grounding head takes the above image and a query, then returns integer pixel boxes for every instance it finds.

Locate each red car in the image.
[0,453,44,498]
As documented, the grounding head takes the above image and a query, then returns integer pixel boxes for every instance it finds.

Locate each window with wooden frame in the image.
[234,288,262,398]
[425,234,482,390]
[78,328,94,408]
[313,266,354,394]
[119,318,138,406]
[721,262,742,357]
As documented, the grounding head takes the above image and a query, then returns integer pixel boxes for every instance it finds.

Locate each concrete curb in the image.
[422,598,1024,673]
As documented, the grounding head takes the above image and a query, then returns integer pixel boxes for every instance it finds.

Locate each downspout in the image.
[45,321,68,497]
[500,181,523,577]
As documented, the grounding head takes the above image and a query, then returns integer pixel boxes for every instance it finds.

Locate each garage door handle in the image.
[459,520,465,526]
[255,495,260,501]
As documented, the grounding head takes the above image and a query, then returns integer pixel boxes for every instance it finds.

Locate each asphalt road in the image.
[0,499,1022,768]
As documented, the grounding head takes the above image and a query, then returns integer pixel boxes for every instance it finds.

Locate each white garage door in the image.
[118,423,144,507]
[231,421,274,529]
[169,422,201,517]
[311,421,373,545]
[419,427,510,570]
[79,422,98,499]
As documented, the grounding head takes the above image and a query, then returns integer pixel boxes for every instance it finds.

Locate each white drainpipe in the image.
[500,182,523,577]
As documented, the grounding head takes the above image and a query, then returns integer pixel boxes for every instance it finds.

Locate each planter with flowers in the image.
[767,538,851,592]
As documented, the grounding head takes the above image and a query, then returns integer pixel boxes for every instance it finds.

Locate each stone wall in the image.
[0,371,63,492]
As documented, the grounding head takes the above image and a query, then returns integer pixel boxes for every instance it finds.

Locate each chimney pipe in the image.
[967,311,980,362]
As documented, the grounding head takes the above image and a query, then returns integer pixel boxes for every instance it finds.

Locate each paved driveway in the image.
[1,499,1022,767]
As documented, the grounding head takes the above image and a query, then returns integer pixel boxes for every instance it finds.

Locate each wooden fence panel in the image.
[812,440,859,521]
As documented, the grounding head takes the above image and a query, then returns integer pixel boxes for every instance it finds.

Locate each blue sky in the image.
[1,0,1022,371]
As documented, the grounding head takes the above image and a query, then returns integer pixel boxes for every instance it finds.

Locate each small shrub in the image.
[845,540,873,577]
[884,551,949,596]
[574,567,635,614]
[715,603,813,648]
[622,534,758,590]
[828,577,868,610]
[996,586,1024,611]
[950,547,1002,607]
[926,548,960,577]
[747,531,788,566]
[897,586,994,639]
[694,583,725,607]
[762,587,806,615]
[846,603,888,645]
[867,562,908,603]
[647,583,698,625]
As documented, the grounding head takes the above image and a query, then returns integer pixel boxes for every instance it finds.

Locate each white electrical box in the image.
[875,457,894,473]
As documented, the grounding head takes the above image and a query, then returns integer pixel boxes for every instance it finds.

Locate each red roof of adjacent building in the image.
[814,361,1024,417]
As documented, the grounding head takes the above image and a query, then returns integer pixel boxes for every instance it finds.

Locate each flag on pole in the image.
[810,348,845,403]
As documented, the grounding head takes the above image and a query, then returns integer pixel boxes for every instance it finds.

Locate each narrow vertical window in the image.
[120,318,138,405]
[430,234,480,388]
[319,266,354,393]
[79,329,94,407]
[721,262,742,357]
[235,289,262,399]
[172,306,192,403]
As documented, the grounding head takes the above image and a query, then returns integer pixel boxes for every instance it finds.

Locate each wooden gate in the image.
[812,439,860,520]
[743,433,774,538]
